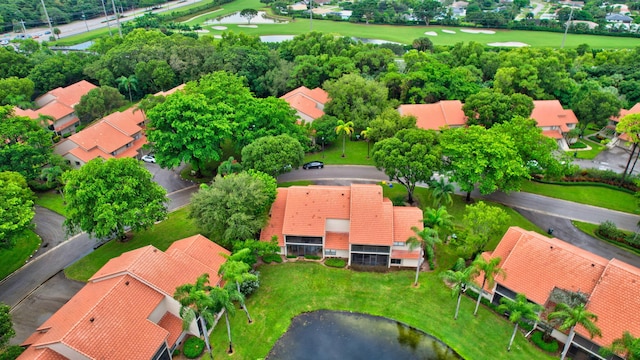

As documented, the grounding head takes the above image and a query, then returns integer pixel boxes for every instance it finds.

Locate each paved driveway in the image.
[143,162,194,194]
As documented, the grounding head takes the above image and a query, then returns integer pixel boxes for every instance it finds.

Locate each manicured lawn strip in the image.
[0,230,41,280]
[303,139,374,166]
[519,181,638,214]
[34,191,67,217]
[209,262,555,360]
[572,220,640,256]
[277,180,314,187]
[573,137,606,160]
[181,0,262,26]
[64,207,199,281]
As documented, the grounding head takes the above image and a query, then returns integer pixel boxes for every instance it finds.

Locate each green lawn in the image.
[208,262,555,360]
[519,181,639,214]
[304,139,375,166]
[0,230,41,280]
[572,137,607,160]
[572,220,640,256]
[64,207,199,281]
[34,191,67,216]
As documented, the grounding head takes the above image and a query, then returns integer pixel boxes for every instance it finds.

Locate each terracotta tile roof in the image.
[398,101,466,130]
[542,129,564,139]
[486,227,608,305]
[391,249,421,259]
[103,108,144,136]
[531,100,579,133]
[38,101,74,121]
[393,207,424,242]
[158,312,184,348]
[325,232,350,250]
[17,347,68,360]
[282,186,351,237]
[12,107,40,121]
[612,103,640,123]
[280,86,329,121]
[260,188,288,246]
[47,80,97,107]
[154,84,185,97]
[580,259,640,346]
[67,146,112,163]
[68,120,133,154]
[349,184,394,246]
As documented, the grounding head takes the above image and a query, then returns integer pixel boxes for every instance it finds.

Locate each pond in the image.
[267,310,462,360]
[203,11,288,25]
[259,35,403,45]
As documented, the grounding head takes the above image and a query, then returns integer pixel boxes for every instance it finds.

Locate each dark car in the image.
[303,161,324,169]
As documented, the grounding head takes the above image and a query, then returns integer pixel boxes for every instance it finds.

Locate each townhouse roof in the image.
[398,101,466,130]
[485,227,640,347]
[38,101,74,120]
[280,86,329,120]
[530,100,579,132]
[154,83,185,97]
[103,108,145,136]
[69,121,134,154]
[45,80,97,107]
[391,249,422,259]
[261,184,423,249]
[606,13,633,21]
[20,235,229,360]
[12,107,41,121]
[611,102,640,123]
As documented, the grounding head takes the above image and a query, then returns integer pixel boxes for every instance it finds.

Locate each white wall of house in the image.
[392,258,419,267]
[325,219,349,232]
[46,343,91,360]
[62,153,86,169]
[54,139,78,156]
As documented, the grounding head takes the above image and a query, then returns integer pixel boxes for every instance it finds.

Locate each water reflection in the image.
[203,11,288,25]
[267,310,461,360]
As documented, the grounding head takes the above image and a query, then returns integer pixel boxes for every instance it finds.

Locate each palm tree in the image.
[53,27,61,39]
[116,75,139,102]
[429,177,455,207]
[497,293,542,351]
[335,120,354,158]
[210,286,237,354]
[134,94,164,122]
[600,331,640,360]
[361,127,372,159]
[548,303,602,360]
[173,274,217,355]
[423,206,453,241]
[439,261,477,320]
[219,248,257,323]
[407,226,439,284]
[471,255,505,316]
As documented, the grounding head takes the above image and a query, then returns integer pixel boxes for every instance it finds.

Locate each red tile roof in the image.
[280,86,329,121]
[349,184,394,245]
[260,188,289,246]
[20,235,229,360]
[393,207,423,242]
[47,80,97,107]
[391,249,422,259]
[103,108,145,135]
[37,101,74,120]
[531,100,579,132]
[325,232,350,250]
[282,186,351,237]
[542,129,564,139]
[611,103,640,123]
[12,107,41,121]
[398,101,466,130]
[69,121,133,154]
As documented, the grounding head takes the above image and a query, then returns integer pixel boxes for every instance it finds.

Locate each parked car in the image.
[141,154,156,163]
[0,39,8,46]
[44,30,52,35]
[303,161,324,169]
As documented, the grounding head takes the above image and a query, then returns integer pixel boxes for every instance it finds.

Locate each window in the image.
[286,236,322,244]
[351,253,389,266]
[390,259,402,265]
[393,241,404,246]
[325,249,336,256]
[351,245,390,253]
[75,161,80,166]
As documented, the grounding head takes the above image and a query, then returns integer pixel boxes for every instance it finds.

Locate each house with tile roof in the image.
[14,80,98,136]
[401,99,578,148]
[18,234,230,360]
[477,227,639,360]
[607,103,640,150]
[280,86,330,123]
[260,184,423,268]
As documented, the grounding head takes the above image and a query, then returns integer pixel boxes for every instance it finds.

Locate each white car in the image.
[141,154,156,163]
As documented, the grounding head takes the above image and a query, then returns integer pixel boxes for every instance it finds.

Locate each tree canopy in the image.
[74,86,127,123]
[463,89,534,128]
[62,158,168,240]
[241,134,305,178]
[0,171,34,249]
[324,73,389,130]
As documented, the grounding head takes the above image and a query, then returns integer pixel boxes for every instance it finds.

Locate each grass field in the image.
[34,191,67,216]
[208,262,555,360]
[0,230,41,280]
[573,137,607,160]
[519,181,639,214]
[304,139,375,166]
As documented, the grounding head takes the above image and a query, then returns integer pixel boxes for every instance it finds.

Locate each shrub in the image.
[625,233,640,248]
[172,349,181,357]
[325,258,346,268]
[304,254,321,260]
[183,336,205,359]
[531,331,559,353]
[597,220,626,242]
[239,270,260,296]
[262,253,282,264]
[569,141,587,149]
[0,345,25,360]
[391,194,406,206]
[286,254,297,258]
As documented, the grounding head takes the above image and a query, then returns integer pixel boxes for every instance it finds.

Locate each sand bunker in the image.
[460,29,496,34]
[424,31,438,36]
[237,24,258,28]
[213,35,222,39]
[488,42,529,47]
[195,29,210,33]
[211,26,227,30]
[442,29,456,34]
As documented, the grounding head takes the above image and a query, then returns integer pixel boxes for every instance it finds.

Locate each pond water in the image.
[203,11,288,25]
[259,35,402,45]
[267,310,461,360]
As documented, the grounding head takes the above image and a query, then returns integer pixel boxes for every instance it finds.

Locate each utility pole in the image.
[309,0,313,31]
[20,19,27,34]
[561,6,574,49]
[101,0,113,36]
[111,0,122,37]
[82,11,90,32]
[40,0,54,37]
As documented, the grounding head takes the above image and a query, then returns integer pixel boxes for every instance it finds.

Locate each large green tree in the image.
[74,86,127,123]
[571,81,622,131]
[0,77,34,106]
[497,293,543,351]
[324,73,389,130]
[0,303,16,350]
[441,126,529,202]
[0,172,34,249]
[413,0,443,26]
[62,158,168,240]
[548,303,602,360]
[463,89,534,128]
[241,134,304,178]
[189,171,277,248]
[372,128,441,204]
[458,202,509,259]
[0,106,53,181]
[367,108,417,143]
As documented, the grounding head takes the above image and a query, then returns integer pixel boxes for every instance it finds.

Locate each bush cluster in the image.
[183,336,205,359]
[239,270,260,296]
[325,258,347,268]
[304,254,321,260]
[597,220,640,249]
[568,142,587,149]
[560,169,638,192]
[286,254,297,258]
[530,331,559,353]
[262,253,283,264]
